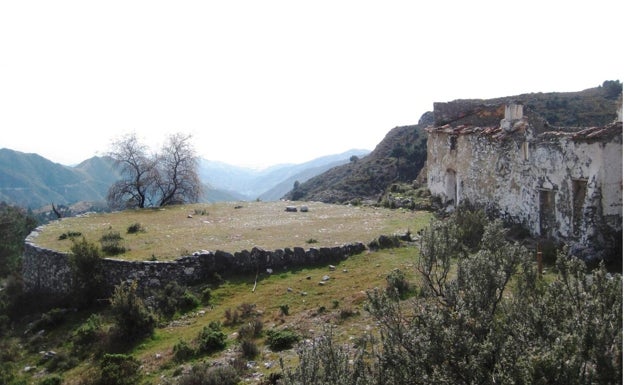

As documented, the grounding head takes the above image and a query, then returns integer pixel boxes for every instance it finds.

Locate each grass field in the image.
[32,201,430,261]
[11,203,435,384]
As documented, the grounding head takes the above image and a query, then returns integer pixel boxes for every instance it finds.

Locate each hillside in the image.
[284,81,622,203]
[0,150,120,209]
[283,112,432,203]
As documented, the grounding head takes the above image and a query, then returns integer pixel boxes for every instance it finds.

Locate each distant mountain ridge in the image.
[0,148,370,209]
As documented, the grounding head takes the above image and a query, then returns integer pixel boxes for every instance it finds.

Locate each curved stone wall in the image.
[22,227,367,296]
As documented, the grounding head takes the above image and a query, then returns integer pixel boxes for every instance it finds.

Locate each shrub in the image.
[238,302,256,318]
[238,319,263,341]
[39,376,63,385]
[99,231,126,256]
[223,308,239,326]
[154,282,200,318]
[201,287,212,305]
[99,354,141,385]
[178,363,239,385]
[58,231,82,240]
[126,223,144,234]
[109,281,155,343]
[386,269,412,300]
[197,321,227,354]
[240,339,260,359]
[266,329,300,351]
[73,314,103,347]
[279,304,289,316]
[172,339,195,362]
[70,238,105,306]
[31,308,67,331]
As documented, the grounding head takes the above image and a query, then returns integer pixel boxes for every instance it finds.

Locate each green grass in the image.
[10,204,433,385]
[33,201,429,261]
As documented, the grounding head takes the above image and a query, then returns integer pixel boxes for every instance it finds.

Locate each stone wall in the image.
[22,229,366,296]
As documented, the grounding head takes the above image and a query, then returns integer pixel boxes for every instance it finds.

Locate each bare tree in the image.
[107,133,157,209]
[106,132,202,209]
[154,133,202,206]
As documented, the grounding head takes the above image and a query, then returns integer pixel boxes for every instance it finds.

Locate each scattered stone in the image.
[264,361,274,369]
[322,275,330,281]
[328,265,336,271]
[23,366,35,373]
[300,205,309,212]
[155,353,162,360]
[187,214,193,218]
[306,276,311,280]
[266,268,273,274]
[285,206,298,212]
[318,281,326,286]
[287,287,293,292]
[301,291,307,296]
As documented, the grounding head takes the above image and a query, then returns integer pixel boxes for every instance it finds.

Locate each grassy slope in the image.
[9,203,433,384]
[34,201,427,261]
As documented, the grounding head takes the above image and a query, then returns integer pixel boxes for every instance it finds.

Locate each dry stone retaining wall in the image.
[22,228,366,296]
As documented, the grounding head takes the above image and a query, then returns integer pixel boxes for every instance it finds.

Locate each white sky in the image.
[1,1,622,169]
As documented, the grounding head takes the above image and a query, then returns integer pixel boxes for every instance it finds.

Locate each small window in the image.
[449,135,457,151]
[522,141,529,161]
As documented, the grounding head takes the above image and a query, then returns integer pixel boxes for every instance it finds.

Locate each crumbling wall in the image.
[427,119,622,249]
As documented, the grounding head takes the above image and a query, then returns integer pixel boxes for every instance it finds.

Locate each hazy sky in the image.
[1,1,622,169]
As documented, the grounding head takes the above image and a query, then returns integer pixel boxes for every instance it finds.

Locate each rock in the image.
[328,265,336,271]
[287,287,293,292]
[322,275,330,281]
[300,205,309,212]
[285,206,298,212]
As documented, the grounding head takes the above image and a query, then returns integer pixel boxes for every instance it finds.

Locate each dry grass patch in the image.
[33,201,429,261]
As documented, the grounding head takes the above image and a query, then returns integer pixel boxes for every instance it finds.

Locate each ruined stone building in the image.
[426,97,622,258]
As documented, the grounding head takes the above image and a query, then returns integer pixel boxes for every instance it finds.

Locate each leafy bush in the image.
[0,202,37,277]
[99,354,141,385]
[109,281,155,343]
[172,339,195,362]
[266,329,300,351]
[385,269,412,300]
[279,304,289,316]
[178,363,240,385]
[70,238,105,306]
[73,314,103,347]
[197,321,227,354]
[201,287,212,305]
[154,282,200,318]
[100,231,126,255]
[31,308,67,331]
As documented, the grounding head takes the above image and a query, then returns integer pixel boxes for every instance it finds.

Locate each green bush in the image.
[70,238,105,306]
[201,287,212,305]
[154,282,200,318]
[99,231,126,256]
[109,281,155,343]
[73,314,103,346]
[386,269,412,300]
[197,321,227,354]
[178,363,239,385]
[172,339,195,362]
[266,329,300,351]
[279,304,289,316]
[99,354,141,385]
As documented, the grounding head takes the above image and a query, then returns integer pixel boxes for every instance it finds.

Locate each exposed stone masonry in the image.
[22,227,366,296]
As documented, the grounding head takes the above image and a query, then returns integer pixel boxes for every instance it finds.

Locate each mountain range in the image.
[0,148,369,210]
